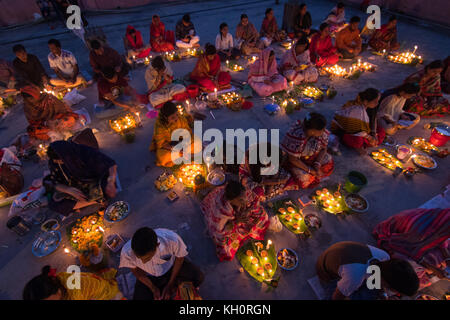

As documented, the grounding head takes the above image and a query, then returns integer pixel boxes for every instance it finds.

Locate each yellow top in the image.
[57,269,119,300]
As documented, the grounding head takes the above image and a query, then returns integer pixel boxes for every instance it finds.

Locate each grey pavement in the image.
[0,0,449,300]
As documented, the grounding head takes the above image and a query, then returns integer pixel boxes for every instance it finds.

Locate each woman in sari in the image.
[150,15,175,53]
[309,23,340,67]
[373,208,449,282]
[23,265,122,300]
[260,8,285,47]
[150,101,200,167]
[293,3,313,39]
[43,140,118,216]
[404,60,450,117]
[21,85,79,141]
[235,14,262,55]
[369,15,400,53]
[331,88,385,155]
[239,143,293,200]
[248,48,287,97]
[200,180,269,261]
[281,113,334,189]
[377,82,420,136]
[323,2,346,34]
[190,43,231,92]
[280,38,318,85]
[124,25,151,62]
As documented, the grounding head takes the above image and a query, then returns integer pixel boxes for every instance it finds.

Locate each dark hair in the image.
[90,40,101,50]
[295,37,309,50]
[23,266,66,300]
[425,60,444,71]
[397,82,420,95]
[269,50,275,57]
[359,88,380,102]
[350,16,361,24]
[303,112,327,131]
[224,180,245,200]
[205,43,216,56]
[319,23,329,32]
[247,143,282,183]
[337,2,345,9]
[151,55,165,71]
[159,101,178,125]
[377,259,419,296]
[299,3,306,11]
[182,14,190,23]
[13,44,25,53]
[389,15,397,22]
[48,39,61,48]
[241,14,248,20]
[131,227,158,257]
[220,23,228,40]
[265,8,273,16]
[102,67,116,80]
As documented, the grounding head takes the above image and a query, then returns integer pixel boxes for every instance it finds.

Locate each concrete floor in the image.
[0,0,449,300]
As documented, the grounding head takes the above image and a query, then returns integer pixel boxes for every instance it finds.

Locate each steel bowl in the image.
[104,201,130,223]
[344,193,369,213]
[276,248,299,271]
[207,169,226,186]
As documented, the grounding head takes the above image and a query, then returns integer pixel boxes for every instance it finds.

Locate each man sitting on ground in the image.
[336,16,363,60]
[89,40,130,81]
[47,39,86,89]
[175,14,200,49]
[145,56,186,107]
[13,44,49,88]
[119,227,204,300]
[316,241,419,300]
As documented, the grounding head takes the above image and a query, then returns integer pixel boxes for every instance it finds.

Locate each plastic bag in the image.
[63,88,86,107]
[8,185,47,217]
[268,215,283,232]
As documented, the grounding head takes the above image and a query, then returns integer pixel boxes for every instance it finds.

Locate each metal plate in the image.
[207,169,226,186]
[104,201,130,222]
[344,193,369,213]
[32,231,62,258]
[412,154,437,170]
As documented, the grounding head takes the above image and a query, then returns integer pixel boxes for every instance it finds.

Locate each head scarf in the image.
[126,25,144,49]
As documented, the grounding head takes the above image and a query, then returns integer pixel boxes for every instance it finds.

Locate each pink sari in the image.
[200,186,269,261]
[248,48,287,97]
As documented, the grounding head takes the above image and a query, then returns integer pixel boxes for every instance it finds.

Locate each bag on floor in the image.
[63,88,86,107]
[8,185,47,217]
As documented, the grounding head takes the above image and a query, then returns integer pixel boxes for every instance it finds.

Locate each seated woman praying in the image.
[150,15,175,53]
[43,140,118,217]
[368,15,400,53]
[200,180,269,261]
[239,143,292,200]
[281,113,334,189]
[23,265,122,300]
[260,8,285,48]
[190,43,231,92]
[21,85,79,141]
[149,101,201,167]
[377,82,421,136]
[145,56,186,107]
[280,37,318,85]
[293,3,314,39]
[124,25,151,64]
[323,2,346,34]
[309,23,340,67]
[235,14,262,55]
[403,60,450,117]
[331,88,385,155]
[248,48,287,97]
[215,23,241,62]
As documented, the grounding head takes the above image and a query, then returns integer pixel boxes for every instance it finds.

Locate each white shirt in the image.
[119,228,188,277]
[48,49,78,77]
[215,33,234,51]
[337,245,390,297]
[378,94,407,122]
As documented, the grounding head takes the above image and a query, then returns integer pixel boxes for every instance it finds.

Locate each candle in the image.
[413,45,417,54]
[266,240,272,250]
[214,88,217,99]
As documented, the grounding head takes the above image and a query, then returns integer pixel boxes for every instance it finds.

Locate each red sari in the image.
[200,185,269,261]
[125,25,151,58]
[309,33,339,67]
[150,19,175,52]
[190,53,231,91]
